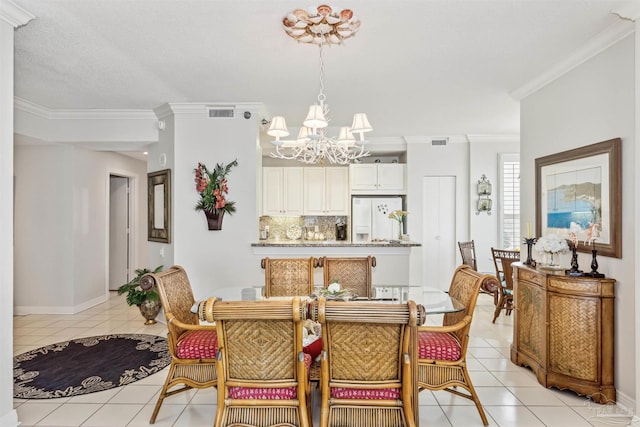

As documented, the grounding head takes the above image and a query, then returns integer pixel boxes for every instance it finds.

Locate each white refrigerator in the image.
[352,197,403,242]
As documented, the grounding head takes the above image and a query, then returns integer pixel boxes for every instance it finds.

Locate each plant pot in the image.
[204,211,224,230]
[139,299,161,325]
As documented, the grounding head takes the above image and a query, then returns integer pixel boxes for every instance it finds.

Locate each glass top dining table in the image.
[196,284,463,316]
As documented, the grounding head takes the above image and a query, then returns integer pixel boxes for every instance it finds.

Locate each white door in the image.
[109,175,129,290]
[423,176,456,291]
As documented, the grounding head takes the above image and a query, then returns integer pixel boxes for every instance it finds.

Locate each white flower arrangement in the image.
[327,282,341,293]
[534,233,569,255]
[315,280,354,300]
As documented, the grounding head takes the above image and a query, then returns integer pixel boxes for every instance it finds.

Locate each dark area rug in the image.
[14,334,170,399]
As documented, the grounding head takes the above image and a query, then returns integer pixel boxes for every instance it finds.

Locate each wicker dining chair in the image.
[316,298,425,427]
[141,265,218,424]
[491,248,521,323]
[417,265,492,426]
[261,257,316,297]
[200,297,311,427]
[458,240,499,304]
[318,256,376,299]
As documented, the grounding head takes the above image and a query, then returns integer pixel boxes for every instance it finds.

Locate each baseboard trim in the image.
[14,294,108,315]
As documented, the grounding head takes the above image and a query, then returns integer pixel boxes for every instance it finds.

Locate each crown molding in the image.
[0,0,34,28]
[466,134,520,144]
[14,97,157,120]
[510,19,635,100]
[156,102,265,117]
[404,135,469,145]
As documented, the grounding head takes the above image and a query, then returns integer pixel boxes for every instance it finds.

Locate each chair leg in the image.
[149,363,176,424]
[462,368,489,426]
[492,292,504,323]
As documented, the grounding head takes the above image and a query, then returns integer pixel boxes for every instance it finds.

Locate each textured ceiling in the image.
[12,0,637,144]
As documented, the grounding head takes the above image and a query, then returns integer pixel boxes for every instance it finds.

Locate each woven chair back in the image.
[205,298,305,383]
[144,265,197,337]
[458,241,478,270]
[320,256,375,299]
[491,248,520,291]
[443,265,488,343]
[262,257,315,297]
[318,300,421,384]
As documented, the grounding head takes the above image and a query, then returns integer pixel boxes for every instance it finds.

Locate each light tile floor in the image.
[13,292,631,426]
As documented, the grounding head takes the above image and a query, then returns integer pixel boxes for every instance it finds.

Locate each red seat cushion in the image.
[303,337,322,359]
[418,331,461,361]
[330,387,401,400]
[227,353,312,400]
[176,329,218,359]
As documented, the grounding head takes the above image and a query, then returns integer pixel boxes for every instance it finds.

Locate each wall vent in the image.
[207,107,235,118]
[431,138,449,146]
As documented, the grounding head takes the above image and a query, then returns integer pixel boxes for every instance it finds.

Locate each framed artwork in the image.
[535,138,621,258]
[148,169,171,243]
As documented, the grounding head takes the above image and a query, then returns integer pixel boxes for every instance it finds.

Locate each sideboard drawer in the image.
[518,268,542,285]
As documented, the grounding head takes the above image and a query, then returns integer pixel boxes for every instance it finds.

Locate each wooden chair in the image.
[417,265,492,426]
[458,240,499,304]
[261,257,316,297]
[201,297,311,427]
[141,265,218,424]
[318,256,376,299]
[491,248,521,323]
[316,298,425,427]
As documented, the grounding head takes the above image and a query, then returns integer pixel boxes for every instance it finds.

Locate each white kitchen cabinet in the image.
[350,163,406,194]
[303,167,349,215]
[262,167,304,216]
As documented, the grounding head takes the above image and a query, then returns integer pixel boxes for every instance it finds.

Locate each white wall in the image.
[14,144,148,313]
[147,109,176,271]
[520,34,635,406]
[469,138,520,272]
[162,104,265,300]
[1,3,33,423]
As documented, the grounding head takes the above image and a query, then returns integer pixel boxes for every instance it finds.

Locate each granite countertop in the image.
[251,240,421,247]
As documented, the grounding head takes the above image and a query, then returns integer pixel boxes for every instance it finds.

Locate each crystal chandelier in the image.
[268,5,372,165]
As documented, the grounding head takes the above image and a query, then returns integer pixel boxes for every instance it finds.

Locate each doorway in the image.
[109,175,132,290]
[422,176,457,290]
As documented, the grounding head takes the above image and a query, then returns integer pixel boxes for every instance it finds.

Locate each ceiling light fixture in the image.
[268,5,371,165]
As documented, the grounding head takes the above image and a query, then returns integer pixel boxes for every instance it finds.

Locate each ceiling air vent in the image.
[207,107,235,118]
[431,138,449,146]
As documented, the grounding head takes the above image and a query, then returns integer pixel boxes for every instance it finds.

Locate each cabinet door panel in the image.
[377,164,405,192]
[548,293,599,381]
[263,167,284,216]
[515,280,545,365]
[303,168,325,215]
[283,168,304,215]
[350,164,377,190]
[324,167,348,215]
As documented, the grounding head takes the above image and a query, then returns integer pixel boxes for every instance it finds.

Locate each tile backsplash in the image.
[259,216,348,241]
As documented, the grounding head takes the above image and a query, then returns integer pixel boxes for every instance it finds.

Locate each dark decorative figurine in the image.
[523,238,536,266]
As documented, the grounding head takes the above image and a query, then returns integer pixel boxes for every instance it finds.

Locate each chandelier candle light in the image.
[268,5,372,165]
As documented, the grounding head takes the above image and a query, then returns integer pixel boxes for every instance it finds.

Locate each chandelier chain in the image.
[317,39,326,105]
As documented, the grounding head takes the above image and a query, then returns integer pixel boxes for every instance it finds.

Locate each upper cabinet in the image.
[349,164,406,195]
[303,167,349,215]
[262,167,304,216]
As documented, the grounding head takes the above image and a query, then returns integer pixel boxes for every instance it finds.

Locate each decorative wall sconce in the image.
[476,174,492,215]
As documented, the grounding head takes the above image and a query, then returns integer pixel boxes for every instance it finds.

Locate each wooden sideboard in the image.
[510,263,615,403]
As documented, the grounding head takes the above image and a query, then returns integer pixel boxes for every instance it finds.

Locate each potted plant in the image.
[117,265,163,324]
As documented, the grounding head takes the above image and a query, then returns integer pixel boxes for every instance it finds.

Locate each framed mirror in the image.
[148,169,171,243]
[535,138,621,258]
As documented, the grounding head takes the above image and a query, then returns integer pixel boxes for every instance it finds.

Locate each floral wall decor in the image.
[194,159,238,230]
